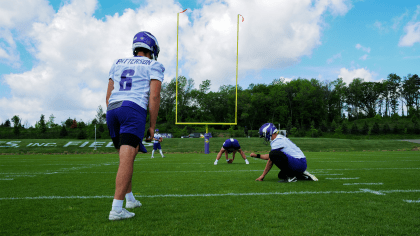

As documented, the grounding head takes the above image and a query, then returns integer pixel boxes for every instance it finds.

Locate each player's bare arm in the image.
[256,159,273,181]
[147,79,161,142]
[106,78,114,107]
[250,153,269,160]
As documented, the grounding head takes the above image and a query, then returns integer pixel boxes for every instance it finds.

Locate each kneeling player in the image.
[214,138,249,165]
[250,123,318,182]
[151,129,165,158]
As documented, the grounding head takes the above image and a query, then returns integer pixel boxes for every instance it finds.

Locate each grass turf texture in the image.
[1,137,419,154]
[1,151,419,235]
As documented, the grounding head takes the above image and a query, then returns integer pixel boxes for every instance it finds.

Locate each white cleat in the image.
[151,156,154,159]
[245,159,249,164]
[109,208,135,221]
[162,156,165,158]
[126,200,142,209]
[214,160,218,165]
[302,171,318,181]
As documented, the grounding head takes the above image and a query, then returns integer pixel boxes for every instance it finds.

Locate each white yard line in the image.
[326,177,360,180]
[403,199,420,203]
[343,183,383,185]
[1,189,420,200]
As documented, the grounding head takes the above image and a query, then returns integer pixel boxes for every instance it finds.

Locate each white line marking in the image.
[360,188,386,195]
[1,189,420,200]
[404,200,420,203]
[326,177,360,180]
[0,178,13,180]
[343,183,383,185]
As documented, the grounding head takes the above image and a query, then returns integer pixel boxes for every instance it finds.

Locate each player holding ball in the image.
[214,138,249,165]
[251,123,318,183]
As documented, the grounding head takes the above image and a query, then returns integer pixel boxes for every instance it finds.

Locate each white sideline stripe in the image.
[404,200,420,203]
[2,189,420,200]
[343,183,383,185]
[0,178,14,180]
[326,177,360,180]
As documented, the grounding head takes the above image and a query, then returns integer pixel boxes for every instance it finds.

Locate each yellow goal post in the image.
[175,12,243,132]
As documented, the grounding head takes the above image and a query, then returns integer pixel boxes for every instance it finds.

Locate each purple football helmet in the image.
[132,31,160,60]
[259,123,278,141]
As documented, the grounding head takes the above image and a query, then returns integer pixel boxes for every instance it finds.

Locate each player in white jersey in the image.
[250,123,318,183]
[151,129,164,158]
[106,31,165,220]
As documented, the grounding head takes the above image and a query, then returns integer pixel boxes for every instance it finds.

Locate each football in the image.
[227,159,233,164]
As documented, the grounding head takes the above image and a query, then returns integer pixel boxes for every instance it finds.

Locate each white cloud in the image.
[399,5,420,47]
[399,22,420,47]
[338,67,376,84]
[359,54,368,60]
[0,0,54,66]
[355,43,370,53]
[0,0,352,125]
[326,52,341,64]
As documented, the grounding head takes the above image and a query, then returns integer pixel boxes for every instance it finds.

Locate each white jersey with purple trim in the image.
[154,133,162,143]
[270,135,305,159]
[108,56,165,110]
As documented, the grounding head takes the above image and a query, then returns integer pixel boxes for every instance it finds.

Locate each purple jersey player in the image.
[214,138,249,165]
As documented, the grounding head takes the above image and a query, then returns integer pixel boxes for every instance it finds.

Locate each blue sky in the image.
[0,0,419,125]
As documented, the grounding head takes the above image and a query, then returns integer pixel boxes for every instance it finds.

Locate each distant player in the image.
[214,138,249,165]
[151,129,165,158]
[250,123,318,182]
[106,31,164,220]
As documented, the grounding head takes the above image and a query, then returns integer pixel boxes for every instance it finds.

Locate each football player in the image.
[151,128,165,158]
[214,138,249,165]
[106,31,164,220]
[250,123,318,182]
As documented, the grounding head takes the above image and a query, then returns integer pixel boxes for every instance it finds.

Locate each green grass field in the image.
[1,144,419,235]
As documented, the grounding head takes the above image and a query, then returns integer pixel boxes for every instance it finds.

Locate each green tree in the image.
[387,73,401,116]
[11,115,21,136]
[382,123,391,134]
[371,122,380,135]
[38,114,47,133]
[361,121,369,135]
[60,125,68,137]
[96,105,106,124]
[350,123,359,135]
[46,114,57,128]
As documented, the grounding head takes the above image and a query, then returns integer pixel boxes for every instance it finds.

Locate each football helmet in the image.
[259,123,278,141]
[132,31,160,60]
[155,129,159,134]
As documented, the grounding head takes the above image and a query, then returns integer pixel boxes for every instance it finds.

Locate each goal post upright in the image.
[175,12,243,153]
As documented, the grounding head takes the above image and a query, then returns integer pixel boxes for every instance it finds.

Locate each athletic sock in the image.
[151,150,155,157]
[112,199,124,213]
[125,192,136,202]
[159,149,164,156]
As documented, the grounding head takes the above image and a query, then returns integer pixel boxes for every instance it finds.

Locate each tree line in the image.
[1,73,419,139]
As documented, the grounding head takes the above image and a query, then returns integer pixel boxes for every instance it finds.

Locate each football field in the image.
[1,151,419,235]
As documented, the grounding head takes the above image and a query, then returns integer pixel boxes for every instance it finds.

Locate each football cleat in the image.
[245,159,249,164]
[278,176,297,183]
[126,200,142,209]
[300,171,318,181]
[214,160,218,165]
[109,208,135,221]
